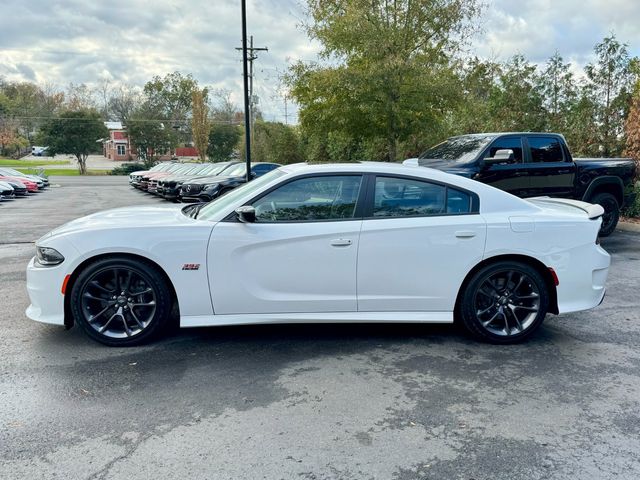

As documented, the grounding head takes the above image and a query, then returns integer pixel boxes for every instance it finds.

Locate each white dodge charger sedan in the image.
[26,162,610,346]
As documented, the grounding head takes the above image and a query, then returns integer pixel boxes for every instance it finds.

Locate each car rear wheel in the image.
[591,192,619,237]
[459,261,549,344]
[70,257,173,346]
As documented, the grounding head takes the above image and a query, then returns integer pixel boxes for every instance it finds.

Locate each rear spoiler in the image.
[528,197,605,219]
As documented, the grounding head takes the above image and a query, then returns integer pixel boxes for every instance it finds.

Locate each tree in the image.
[241,121,303,165]
[488,55,546,132]
[127,105,174,168]
[191,88,210,162]
[143,71,198,139]
[108,85,142,124]
[287,0,481,162]
[39,109,107,174]
[584,34,634,156]
[207,123,240,162]
[65,83,97,111]
[539,52,577,133]
[209,89,239,123]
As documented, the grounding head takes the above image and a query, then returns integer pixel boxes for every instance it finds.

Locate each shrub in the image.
[622,181,640,218]
[109,163,145,175]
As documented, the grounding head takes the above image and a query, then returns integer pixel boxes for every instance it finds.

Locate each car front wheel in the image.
[70,257,173,346]
[459,261,549,344]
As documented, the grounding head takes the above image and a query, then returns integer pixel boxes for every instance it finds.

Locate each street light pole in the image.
[241,0,252,183]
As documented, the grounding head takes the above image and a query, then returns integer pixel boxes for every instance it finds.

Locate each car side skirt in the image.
[180,311,454,328]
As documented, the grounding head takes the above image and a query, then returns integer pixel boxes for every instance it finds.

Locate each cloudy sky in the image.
[1,0,639,122]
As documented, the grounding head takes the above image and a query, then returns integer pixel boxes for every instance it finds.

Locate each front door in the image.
[208,175,364,315]
[475,135,530,196]
[357,175,486,312]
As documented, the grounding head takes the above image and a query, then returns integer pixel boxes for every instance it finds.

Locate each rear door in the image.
[523,135,576,197]
[475,135,530,196]
[357,174,486,313]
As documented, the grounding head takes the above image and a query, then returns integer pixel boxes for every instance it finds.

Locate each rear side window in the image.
[529,137,564,162]
[373,177,473,217]
[484,137,523,163]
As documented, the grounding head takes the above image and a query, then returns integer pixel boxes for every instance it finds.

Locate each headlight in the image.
[36,246,65,266]
[204,184,220,191]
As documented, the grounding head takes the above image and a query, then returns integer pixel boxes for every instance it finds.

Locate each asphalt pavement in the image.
[1,176,639,479]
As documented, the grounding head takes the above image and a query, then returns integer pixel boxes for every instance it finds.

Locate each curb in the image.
[617,221,640,233]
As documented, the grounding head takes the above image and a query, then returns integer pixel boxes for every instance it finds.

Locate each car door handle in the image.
[330,238,352,247]
[557,169,572,174]
[513,171,528,176]
[455,231,476,238]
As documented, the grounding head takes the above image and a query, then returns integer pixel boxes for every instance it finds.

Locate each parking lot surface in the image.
[1,176,639,479]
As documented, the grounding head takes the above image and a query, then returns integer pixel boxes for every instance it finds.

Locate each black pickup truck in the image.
[404,133,637,236]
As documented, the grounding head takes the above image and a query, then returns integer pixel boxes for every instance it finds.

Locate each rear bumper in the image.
[556,244,610,314]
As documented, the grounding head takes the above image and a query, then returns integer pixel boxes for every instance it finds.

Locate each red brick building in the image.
[102,122,198,161]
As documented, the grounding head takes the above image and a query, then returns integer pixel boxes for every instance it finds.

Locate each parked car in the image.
[0,181,15,201]
[403,133,636,236]
[27,162,609,346]
[180,162,281,203]
[159,161,240,201]
[152,163,217,196]
[2,179,28,196]
[140,164,197,192]
[0,167,48,188]
[0,175,38,192]
[129,162,178,188]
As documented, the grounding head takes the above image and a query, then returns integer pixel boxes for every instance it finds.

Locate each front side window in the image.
[484,137,523,164]
[373,177,472,217]
[528,137,564,162]
[252,175,363,222]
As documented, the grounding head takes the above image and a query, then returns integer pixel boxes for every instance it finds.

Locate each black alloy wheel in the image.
[70,257,172,346]
[459,261,549,344]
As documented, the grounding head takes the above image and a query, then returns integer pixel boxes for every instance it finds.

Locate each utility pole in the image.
[283,93,289,125]
[240,0,251,182]
[236,35,267,163]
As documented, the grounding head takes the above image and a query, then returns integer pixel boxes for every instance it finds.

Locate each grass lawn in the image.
[14,168,110,176]
[0,158,70,166]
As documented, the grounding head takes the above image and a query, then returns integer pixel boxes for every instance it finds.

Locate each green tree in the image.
[127,105,174,168]
[39,109,107,174]
[207,123,241,162]
[488,55,546,132]
[287,0,481,162]
[539,52,577,133]
[584,34,634,156]
[244,121,303,165]
[143,71,199,142]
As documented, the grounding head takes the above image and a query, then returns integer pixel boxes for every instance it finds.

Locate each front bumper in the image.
[25,257,66,326]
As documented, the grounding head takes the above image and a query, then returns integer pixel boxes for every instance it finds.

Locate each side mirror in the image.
[235,205,256,223]
[484,149,515,165]
[250,172,257,179]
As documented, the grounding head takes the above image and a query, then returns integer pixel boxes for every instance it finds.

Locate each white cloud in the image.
[0,0,637,121]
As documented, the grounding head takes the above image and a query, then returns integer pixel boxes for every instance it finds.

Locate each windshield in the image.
[194,169,286,221]
[419,136,494,164]
[0,167,24,176]
[223,163,248,177]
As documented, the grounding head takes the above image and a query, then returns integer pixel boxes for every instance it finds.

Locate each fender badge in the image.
[182,263,200,271]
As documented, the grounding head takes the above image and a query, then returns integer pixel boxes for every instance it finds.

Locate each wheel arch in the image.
[63,252,179,329]
[454,254,559,319]
[582,176,624,205]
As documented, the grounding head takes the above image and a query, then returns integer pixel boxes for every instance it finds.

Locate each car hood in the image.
[185,175,241,186]
[41,204,194,241]
[404,158,476,178]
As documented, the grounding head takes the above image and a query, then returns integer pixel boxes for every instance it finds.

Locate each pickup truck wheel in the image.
[591,192,619,237]
[459,261,549,344]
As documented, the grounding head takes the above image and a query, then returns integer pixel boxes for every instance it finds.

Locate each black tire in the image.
[70,257,173,346]
[590,192,619,237]
[459,261,549,344]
